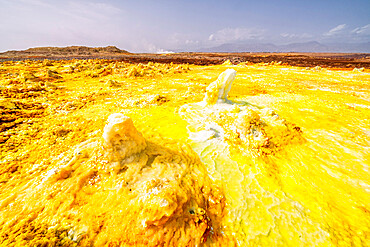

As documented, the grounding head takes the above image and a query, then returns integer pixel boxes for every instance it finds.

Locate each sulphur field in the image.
[0,59,369,246]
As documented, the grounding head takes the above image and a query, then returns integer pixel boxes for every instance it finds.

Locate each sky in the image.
[0,0,369,53]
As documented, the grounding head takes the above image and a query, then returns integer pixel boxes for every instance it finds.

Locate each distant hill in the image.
[279,41,329,52]
[0,46,130,57]
[200,43,279,53]
[198,41,370,53]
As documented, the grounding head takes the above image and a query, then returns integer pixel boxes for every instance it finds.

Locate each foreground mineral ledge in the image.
[0,113,233,246]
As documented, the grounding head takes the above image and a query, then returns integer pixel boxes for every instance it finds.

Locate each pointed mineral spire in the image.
[103,113,147,161]
[203,69,236,105]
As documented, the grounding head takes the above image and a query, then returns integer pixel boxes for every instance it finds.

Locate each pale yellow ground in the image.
[0,59,369,246]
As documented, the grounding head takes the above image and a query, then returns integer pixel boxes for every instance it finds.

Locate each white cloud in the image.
[324,24,347,36]
[185,39,199,45]
[163,33,203,51]
[280,33,313,39]
[351,24,370,35]
[321,23,370,43]
[208,27,265,44]
[128,39,174,53]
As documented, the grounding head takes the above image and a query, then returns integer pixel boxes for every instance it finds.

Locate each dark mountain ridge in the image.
[0,46,129,56]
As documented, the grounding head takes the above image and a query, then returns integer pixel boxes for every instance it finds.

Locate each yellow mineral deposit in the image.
[0,59,369,246]
[0,110,232,246]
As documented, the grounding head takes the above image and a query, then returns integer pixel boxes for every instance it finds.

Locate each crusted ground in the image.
[0,59,369,246]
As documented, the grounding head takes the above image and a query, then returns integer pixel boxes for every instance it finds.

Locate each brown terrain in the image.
[1,46,369,69]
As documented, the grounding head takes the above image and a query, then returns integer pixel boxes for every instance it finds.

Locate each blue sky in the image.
[0,0,369,52]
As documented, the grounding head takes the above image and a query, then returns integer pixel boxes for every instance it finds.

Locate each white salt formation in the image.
[103,113,147,161]
[203,69,236,105]
[181,69,303,155]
